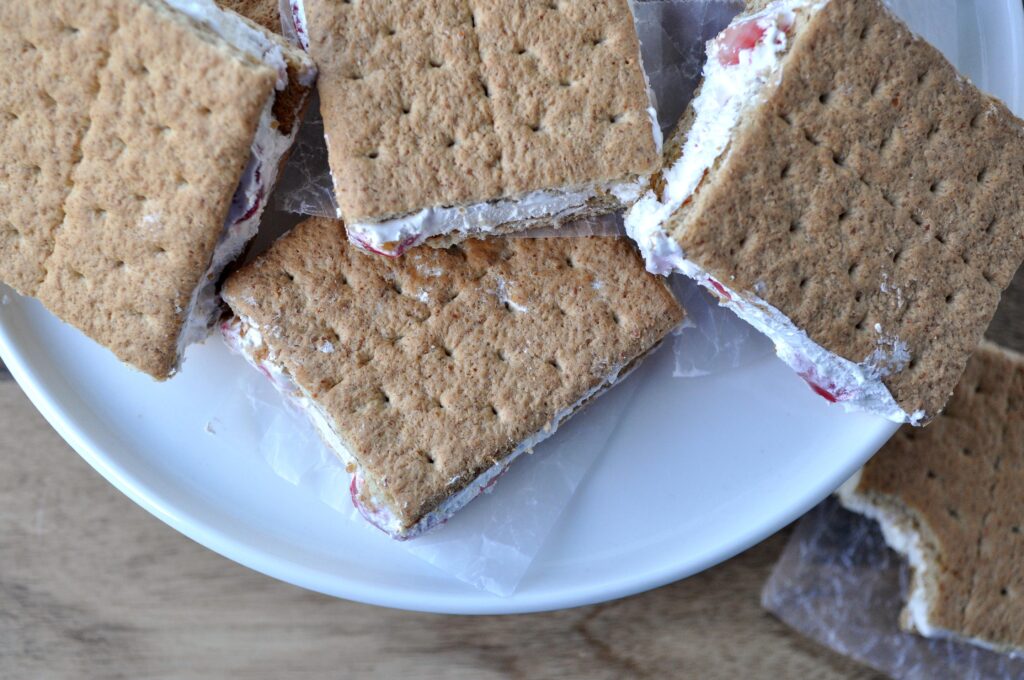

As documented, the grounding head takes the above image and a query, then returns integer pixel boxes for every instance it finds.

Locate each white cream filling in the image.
[669,257,919,423]
[622,0,922,424]
[222,317,636,539]
[347,181,646,257]
[647,107,663,153]
[166,0,315,364]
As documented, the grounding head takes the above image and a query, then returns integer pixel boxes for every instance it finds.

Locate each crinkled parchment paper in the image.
[670,275,774,377]
[763,499,1024,679]
[219,350,642,596]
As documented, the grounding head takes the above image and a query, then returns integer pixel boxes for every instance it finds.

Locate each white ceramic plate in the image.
[1,1,1021,614]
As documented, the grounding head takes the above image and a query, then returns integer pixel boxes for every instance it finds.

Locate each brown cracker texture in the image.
[0,0,287,378]
[304,0,659,223]
[846,343,1024,652]
[213,6,317,136]
[664,0,1024,420]
[223,216,683,531]
[216,0,283,34]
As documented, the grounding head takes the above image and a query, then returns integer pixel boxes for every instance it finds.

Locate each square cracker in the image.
[304,0,659,223]
[0,0,279,378]
[664,0,1024,420]
[223,216,683,531]
[843,342,1024,652]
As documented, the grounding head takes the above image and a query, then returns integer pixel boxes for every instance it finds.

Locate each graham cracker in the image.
[0,0,310,379]
[214,5,316,136]
[304,0,659,223]
[223,216,683,532]
[841,342,1024,653]
[212,2,315,135]
[662,0,1024,421]
[216,0,283,34]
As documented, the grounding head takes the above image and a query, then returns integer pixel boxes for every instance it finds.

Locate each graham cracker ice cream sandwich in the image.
[221,216,683,539]
[293,0,662,256]
[0,0,316,379]
[838,342,1024,655]
[624,0,1024,424]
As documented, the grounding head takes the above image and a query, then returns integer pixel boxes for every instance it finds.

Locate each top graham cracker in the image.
[666,0,1024,420]
[0,0,284,379]
[304,0,660,223]
[223,216,683,530]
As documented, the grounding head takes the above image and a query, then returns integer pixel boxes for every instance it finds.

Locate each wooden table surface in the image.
[1,270,1020,679]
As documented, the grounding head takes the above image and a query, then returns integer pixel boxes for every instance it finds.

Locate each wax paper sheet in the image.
[273,0,744,218]
[763,500,1024,679]
[670,275,775,377]
[219,347,643,596]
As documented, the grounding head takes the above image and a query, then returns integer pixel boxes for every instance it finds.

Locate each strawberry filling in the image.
[807,381,839,403]
[708,278,733,301]
[797,369,848,404]
[236,190,263,225]
[716,19,767,65]
[715,14,792,66]
[290,1,309,50]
